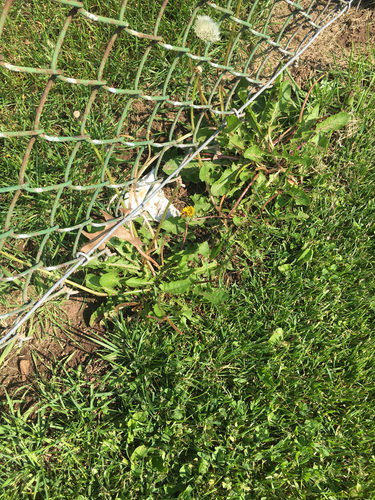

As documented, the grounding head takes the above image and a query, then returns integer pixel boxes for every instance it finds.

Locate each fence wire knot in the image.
[76,252,91,266]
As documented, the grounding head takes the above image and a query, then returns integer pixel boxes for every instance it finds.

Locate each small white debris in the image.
[123,168,180,222]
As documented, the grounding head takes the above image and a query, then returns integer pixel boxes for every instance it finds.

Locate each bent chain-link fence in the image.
[0,0,351,348]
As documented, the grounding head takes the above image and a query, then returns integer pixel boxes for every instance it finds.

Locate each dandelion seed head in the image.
[194,15,220,44]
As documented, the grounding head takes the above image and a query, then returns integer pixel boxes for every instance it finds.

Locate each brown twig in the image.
[228,173,259,218]
[219,194,226,213]
[181,221,189,250]
[146,315,184,335]
[166,316,183,335]
[129,221,160,271]
[258,193,280,217]
[160,237,166,266]
[195,215,229,221]
[209,188,222,216]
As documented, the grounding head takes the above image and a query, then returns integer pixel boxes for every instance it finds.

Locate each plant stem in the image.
[181,221,189,250]
[219,0,242,112]
[146,181,181,257]
[228,173,259,218]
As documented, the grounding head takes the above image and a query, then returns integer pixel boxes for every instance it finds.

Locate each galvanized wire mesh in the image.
[0,0,352,347]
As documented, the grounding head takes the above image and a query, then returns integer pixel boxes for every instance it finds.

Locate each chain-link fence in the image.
[0,0,352,348]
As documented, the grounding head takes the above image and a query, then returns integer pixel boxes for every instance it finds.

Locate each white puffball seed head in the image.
[194,15,220,44]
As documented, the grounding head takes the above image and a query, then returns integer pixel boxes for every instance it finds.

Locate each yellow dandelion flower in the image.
[181,206,195,218]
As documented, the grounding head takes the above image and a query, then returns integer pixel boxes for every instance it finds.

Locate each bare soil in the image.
[0,296,106,408]
[289,5,375,86]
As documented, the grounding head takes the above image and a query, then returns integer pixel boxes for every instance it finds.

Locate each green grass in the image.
[1,47,375,496]
[1,2,375,498]
[1,175,375,498]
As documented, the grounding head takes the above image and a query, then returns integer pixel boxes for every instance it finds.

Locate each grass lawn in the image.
[1,1,375,499]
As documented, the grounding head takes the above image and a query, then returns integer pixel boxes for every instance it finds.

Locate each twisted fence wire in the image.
[0,0,352,348]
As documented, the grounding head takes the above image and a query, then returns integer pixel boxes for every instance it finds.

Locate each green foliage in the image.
[84,235,230,329]
[184,76,349,218]
[82,76,350,329]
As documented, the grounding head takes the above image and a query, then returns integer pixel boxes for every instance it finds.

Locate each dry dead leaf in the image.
[80,209,143,254]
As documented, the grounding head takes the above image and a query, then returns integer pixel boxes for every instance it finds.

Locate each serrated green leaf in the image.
[244,145,265,162]
[225,115,242,133]
[288,186,310,206]
[211,168,238,196]
[279,81,292,111]
[153,303,165,318]
[261,96,280,126]
[126,277,154,287]
[189,261,218,276]
[160,279,191,294]
[89,307,101,327]
[151,452,167,472]
[239,169,253,182]
[161,217,185,235]
[196,127,215,143]
[179,464,191,479]
[181,308,193,320]
[276,195,288,208]
[278,264,291,273]
[245,107,263,137]
[199,162,215,183]
[99,272,120,293]
[162,157,180,176]
[132,411,147,422]
[193,200,211,215]
[229,134,246,150]
[86,273,103,292]
[193,289,228,304]
[297,103,320,135]
[315,112,350,132]
[296,247,314,265]
[296,211,309,219]
[197,241,210,257]
[163,158,199,182]
[101,256,139,271]
[233,216,245,226]
[210,242,223,259]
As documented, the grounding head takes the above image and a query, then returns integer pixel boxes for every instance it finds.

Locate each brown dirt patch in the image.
[288,5,375,86]
[0,295,106,409]
[251,1,374,88]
